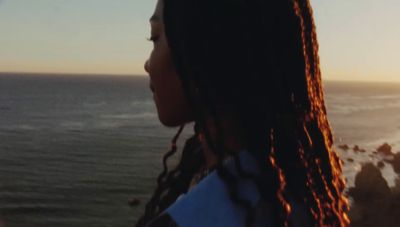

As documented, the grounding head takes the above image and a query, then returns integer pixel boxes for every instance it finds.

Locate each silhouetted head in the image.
[140,0,350,226]
[146,0,315,144]
[144,0,194,127]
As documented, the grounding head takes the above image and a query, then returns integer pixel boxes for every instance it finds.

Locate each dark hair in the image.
[136,0,350,226]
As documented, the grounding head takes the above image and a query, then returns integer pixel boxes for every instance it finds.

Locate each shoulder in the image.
[161,150,312,227]
[164,152,262,227]
[145,213,178,227]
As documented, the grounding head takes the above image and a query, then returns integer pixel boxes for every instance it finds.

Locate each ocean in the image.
[0,73,399,227]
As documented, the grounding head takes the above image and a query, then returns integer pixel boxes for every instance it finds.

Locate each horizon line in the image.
[1,71,399,84]
[0,71,141,77]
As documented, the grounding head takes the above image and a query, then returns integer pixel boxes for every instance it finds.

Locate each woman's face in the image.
[144,0,194,127]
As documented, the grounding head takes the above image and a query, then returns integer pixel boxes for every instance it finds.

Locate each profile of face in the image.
[144,0,194,127]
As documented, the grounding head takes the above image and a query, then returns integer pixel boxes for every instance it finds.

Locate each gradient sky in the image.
[0,0,399,82]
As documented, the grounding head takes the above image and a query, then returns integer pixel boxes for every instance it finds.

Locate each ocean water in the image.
[0,73,399,226]
[324,80,400,189]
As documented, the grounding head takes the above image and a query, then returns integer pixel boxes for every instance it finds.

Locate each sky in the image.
[0,0,399,82]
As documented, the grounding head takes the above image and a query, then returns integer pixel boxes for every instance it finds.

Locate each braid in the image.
[137,0,350,226]
[194,85,292,227]
[135,125,205,226]
[268,128,292,227]
[157,125,185,186]
[201,97,257,226]
[292,0,349,225]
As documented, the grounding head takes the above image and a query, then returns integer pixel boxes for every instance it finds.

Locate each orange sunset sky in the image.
[0,0,399,82]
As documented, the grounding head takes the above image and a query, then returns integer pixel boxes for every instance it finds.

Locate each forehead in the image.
[151,0,164,22]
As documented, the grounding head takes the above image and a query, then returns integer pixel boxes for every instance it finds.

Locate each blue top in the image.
[165,151,310,227]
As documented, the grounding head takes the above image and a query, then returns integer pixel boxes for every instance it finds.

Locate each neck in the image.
[197,116,246,169]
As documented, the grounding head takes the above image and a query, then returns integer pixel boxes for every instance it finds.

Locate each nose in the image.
[144,60,150,73]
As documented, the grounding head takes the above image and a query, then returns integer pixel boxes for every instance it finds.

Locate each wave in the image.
[326,94,400,102]
[5,124,37,131]
[327,100,400,114]
[336,133,400,188]
[370,94,400,100]
[0,106,11,111]
[0,204,75,215]
[82,101,107,107]
[100,112,156,120]
[130,100,154,107]
[361,130,400,152]
[60,121,84,130]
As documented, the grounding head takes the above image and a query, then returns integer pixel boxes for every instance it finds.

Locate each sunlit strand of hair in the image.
[298,144,324,225]
[269,128,291,227]
[294,0,350,224]
[318,116,350,225]
[313,116,350,226]
[292,0,315,112]
[316,157,349,225]
[298,124,324,221]
[315,160,340,223]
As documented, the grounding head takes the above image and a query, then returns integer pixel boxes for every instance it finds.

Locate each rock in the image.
[348,163,391,203]
[129,198,141,206]
[377,161,385,169]
[384,157,394,163]
[350,193,400,227]
[338,144,349,151]
[353,145,360,152]
[359,149,366,153]
[377,143,393,156]
[347,158,354,162]
[349,164,400,227]
[391,153,400,174]
[392,178,400,194]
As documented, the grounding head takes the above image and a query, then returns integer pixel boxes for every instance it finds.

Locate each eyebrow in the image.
[149,15,160,22]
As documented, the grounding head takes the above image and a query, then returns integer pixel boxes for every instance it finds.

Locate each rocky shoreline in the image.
[338,143,400,227]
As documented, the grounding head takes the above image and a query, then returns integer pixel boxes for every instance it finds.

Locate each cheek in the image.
[148,37,174,87]
[148,48,172,84]
[156,76,193,126]
[148,44,177,101]
[148,41,194,126]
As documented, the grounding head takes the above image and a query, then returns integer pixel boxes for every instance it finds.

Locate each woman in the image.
[137,0,350,226]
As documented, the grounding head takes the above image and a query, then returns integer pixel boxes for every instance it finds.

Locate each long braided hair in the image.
[136,0,350,226]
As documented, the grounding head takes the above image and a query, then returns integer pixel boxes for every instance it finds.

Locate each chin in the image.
[159,115,185,127]
[158,112,194,128]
